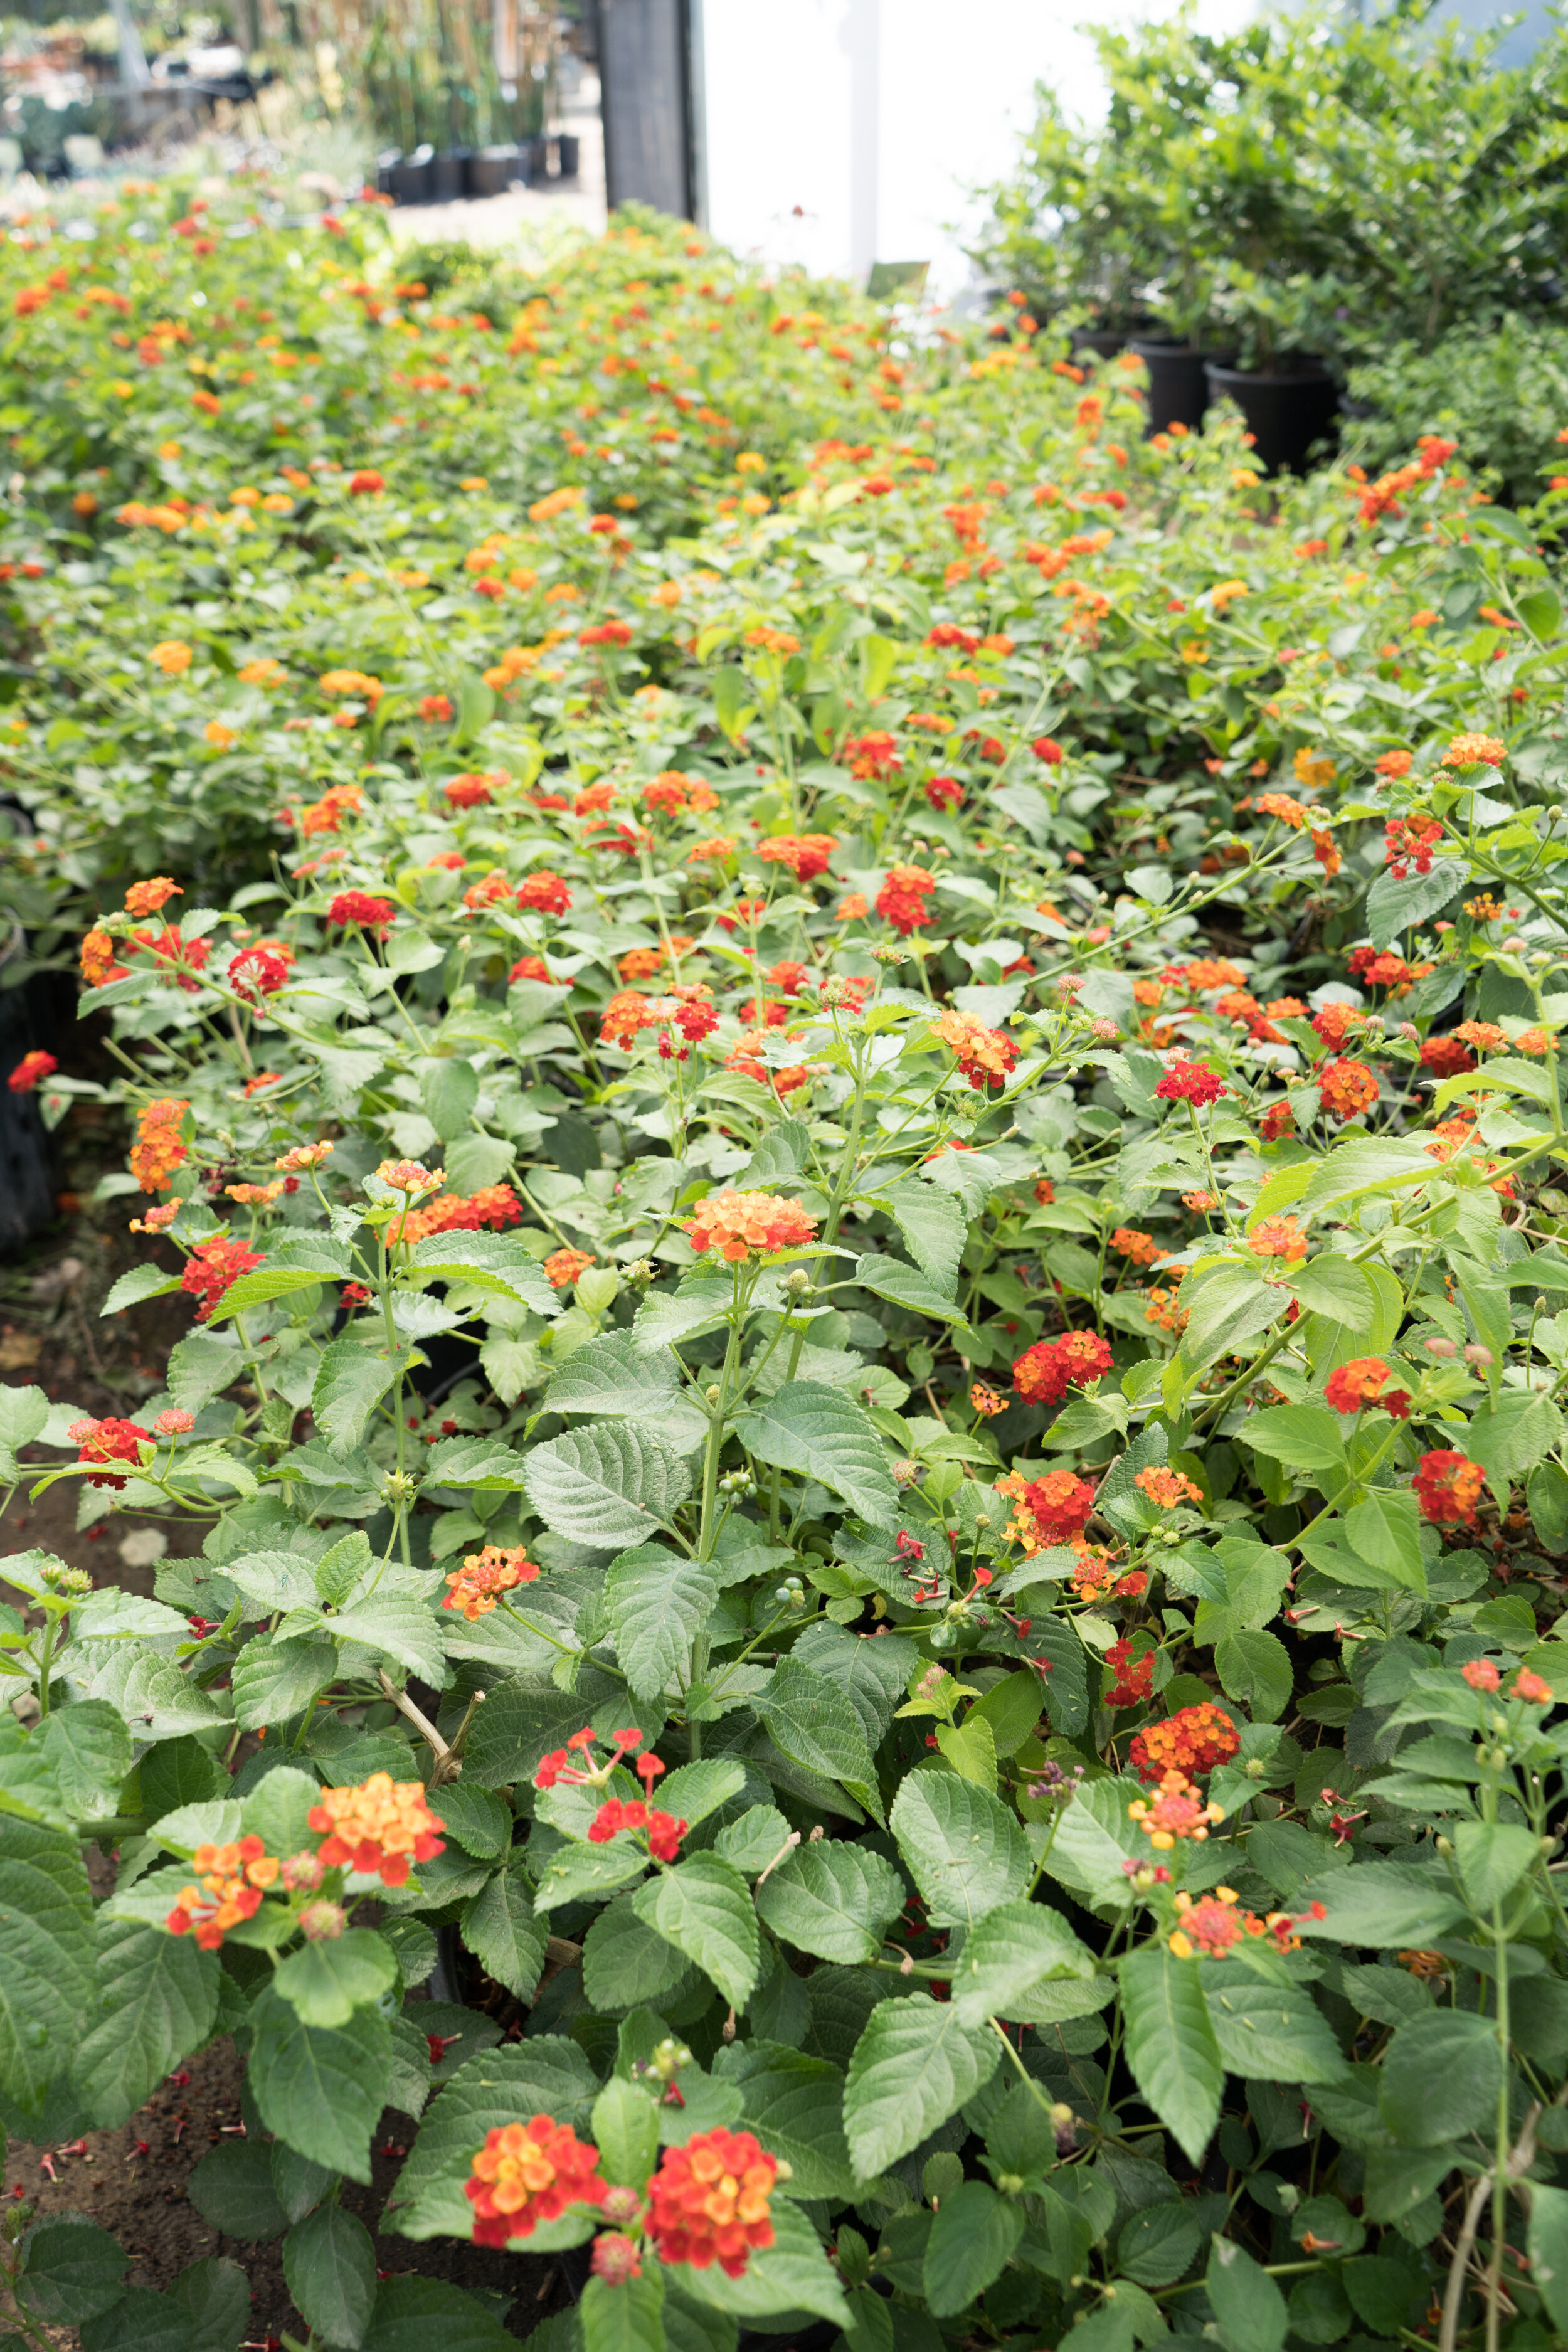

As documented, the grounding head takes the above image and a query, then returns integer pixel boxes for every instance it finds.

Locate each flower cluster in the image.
[1413,1449,1486,1527]
[875,863,936,935]
[1128,1703,1239,1783]
[306,1773,446,1885]
[931,1009,1018,1092]
[1012,1328,1114,1404]
[587,1797,687,1862]
[443,1546,541,1620]
[179,1234,264,1322]
[645,2128,780,2277]
[683,1190,819,1261]
[70,1416,149,1490]
[166,1836,279,1949]
[1323,1357,1411,1416]
[1104,1638,1155,1709]
[1133,1466,1203,1509]
[130,1097,189,1192]
[1128,1769,1226,1849]
[997,1468,1096,1552]
[465,2119,607,2247]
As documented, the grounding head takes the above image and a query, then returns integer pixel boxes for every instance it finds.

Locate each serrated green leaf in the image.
[754,1840,904,1965]
[842,1992,999,2178]
[73,1915,219,2126]
[632,1853,759,2008]
[283,2206,377,2349]
[460,1868,545,1999]
[1121,1945,1222,2166]
[525,1424,692,1547]
[0,1818,96,2116]
[756,1657,885,1823]
[604,1547,718,1701]
[923,2180,1024,2317]
[734,1380,898,1521]
[248,1988,391,2183]
[889,1772,1030,1929]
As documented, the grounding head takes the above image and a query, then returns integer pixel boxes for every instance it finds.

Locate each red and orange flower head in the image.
[8,1049,56,1093]
[1420,1034,1475,1079]
[326,891,396,939]
[875,864,936,936]
[166,1835,279,1949]
[1168,1887,1244,1959]
[997,1467,1096,1552]
[683,1190,818,1263]
[465,2119,608,2248]
[1154,1060,1226,1106]
[645,2128,779,2277]
[1104,1637,1154,1710]
[124,876,182,919]
[1012,1328,1114,1406]
[1442,733,1506,769]
[755,833,837,882]
[1128,1769,1225,1850]
[1318,1058,1379,1124]
[1413,1449,1486,1527]
[1134,1466,1202,1511]
[69,1415,149,1491]
[519,869,573,916]
[1129,1702,1239,1784]
[306,1772,445,1886]
[179,1234,264,1323]
[443,773,494,810]
[130,1096,189,1192]
[443,1546,541,1621]
[931,1009,1018,1093]
[1323,1357,1411,1417]
[543,1246,596,1291]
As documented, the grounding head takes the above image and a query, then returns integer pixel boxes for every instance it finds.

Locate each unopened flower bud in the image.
[281,1850,326,1893]
[1425,1336,1458,1357]
[602,2184,642,2225]
[1463,1343,1493,1365]
[1503,936,1528,953]
[41,1562,93,1596]
[381,1470,418,1504]
[705,1384,722,1406]
[626,1259,657,1288]
[893,1458,922,1486]
[1244,1756,1266,1779]
[299,1899,346,1942]
[1091,1018,1118,1042]
[996,2172,1025,2195]
[590,2232,642,2285]
[782,1268,812,1300]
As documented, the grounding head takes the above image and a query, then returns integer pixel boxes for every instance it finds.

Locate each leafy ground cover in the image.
[1,187,1568,2352]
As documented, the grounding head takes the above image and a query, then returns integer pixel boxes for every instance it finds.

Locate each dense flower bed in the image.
[1,188,1568,2352]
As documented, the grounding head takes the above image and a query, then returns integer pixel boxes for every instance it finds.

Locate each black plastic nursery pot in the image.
[389,144,435,204]
[1204,358,1340,475]
[1067,326,1136,361]
[1129,338,1236,436]
[432,148,472,201]
[470,144,524,196]
[556,133,580,179]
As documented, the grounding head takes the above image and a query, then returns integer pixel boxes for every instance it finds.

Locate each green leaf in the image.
[312,1337,410,1458]
[1214,1628,1293,1723]
[273,1929,398,2030]
[1379,2009,1502,2146]
[605,1547,719,1702]
[524,1424,692,1548]
[1527,2181,1568,2335]
[851,1253,972,1328]
[283,2206,377,2349]
[420,1058,479,1143]
[1117,2203,1201,2289]
[359,2278,517,2352]
[186,2141,290,2240]
[460,1869,545,2000]
[583,1893,696,2011]
[581,2272,664,2352]
[534,1840,649,1913]
[1121,1946,1222,2166]
[248,1988,391,2183]
[1291,1135,1442,1222]
[842,1992,1000,2178]
[1341,1488,1428,1595]
[1207,2235,1287,2352]
[1466,1389,1564,1487]
[729,2042,856,2201]
[735,1380,898,1520]
[420,1436,531,1490]
[591,2075,660,2190]
[0,1818,96,2115]
[948,1899,1099,2026]
[889,1772,1032,1929]
[544,1332,706,1449]
[873,1183,966,1293]
[632,1853,760,2008]
[1200,1964,1350,2085]
[1287,1257,1374,1325]
[756,1657,886,1823]
[170,2255,250,2352]
[16,2218,128,2323]
[655,1760,749,1830]
[923,2181,1024,2317]
[754,1841,904,1965]
[1177,1266,1285,1372]
[240,1766,322,1855]
[970,1670,1054,1759]
[1243,1403,1347,1473]
[231,1634,338,1730]
[73,1917,219,2127]
[1296,1860,1468,1946]
[1453,1819,1539,1910]
[323,1592,445,1683]
[408,1232,559,1316]
[1365,858,1466,950]
[270,2146,336,2227]
[102,1264,183,1315]
[36,1702,132,1821]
